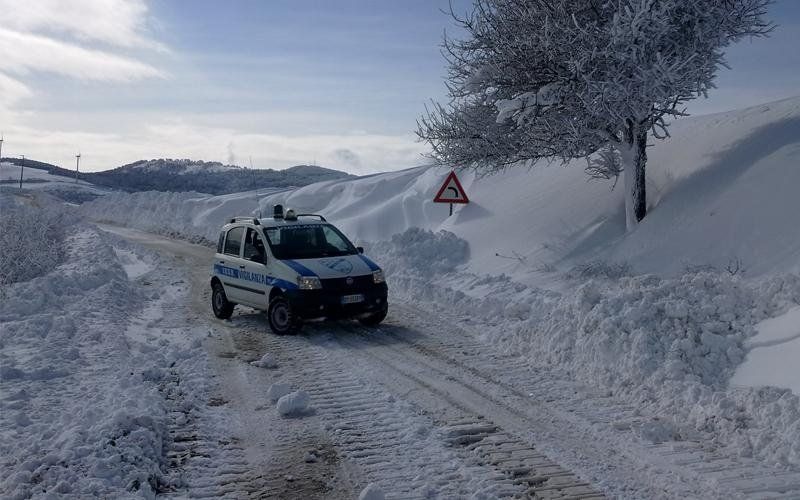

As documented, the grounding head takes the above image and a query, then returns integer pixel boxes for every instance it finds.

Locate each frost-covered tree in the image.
[418,0,773,229]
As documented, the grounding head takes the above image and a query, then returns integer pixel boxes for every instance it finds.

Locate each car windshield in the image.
[264,223,358,260]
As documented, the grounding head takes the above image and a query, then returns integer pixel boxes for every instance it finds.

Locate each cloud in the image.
[0,28,165,83]
[0,73,33,107]
[0,0,165,119]
[0,0,164,50]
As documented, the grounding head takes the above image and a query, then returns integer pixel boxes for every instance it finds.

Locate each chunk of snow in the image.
[250,353,278,369]
[112,247,152,279]
[276,391,310,416]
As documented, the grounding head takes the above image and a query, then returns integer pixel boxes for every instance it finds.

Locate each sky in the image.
[1,0,798,174]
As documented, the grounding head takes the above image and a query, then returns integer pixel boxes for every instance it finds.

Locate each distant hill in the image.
[0,158,353,195]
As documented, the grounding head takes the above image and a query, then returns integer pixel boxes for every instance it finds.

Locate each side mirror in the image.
[356,246,364,254]
[249,255,265,264]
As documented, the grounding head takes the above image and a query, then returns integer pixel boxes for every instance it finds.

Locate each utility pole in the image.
[75,153,81,184]
[0,132,4,162]
[19,155,25,189]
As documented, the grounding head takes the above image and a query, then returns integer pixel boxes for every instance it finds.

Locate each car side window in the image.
[224,226,244,257]
[243,228,266,263]
[217,231,225,253]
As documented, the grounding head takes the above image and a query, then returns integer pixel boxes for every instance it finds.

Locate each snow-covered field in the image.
[0,163,113,203]
[3,97,799,498]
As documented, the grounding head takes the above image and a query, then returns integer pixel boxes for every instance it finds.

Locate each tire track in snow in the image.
[122,258,272,499]
[252,328,531,499]
[321,323,605,499]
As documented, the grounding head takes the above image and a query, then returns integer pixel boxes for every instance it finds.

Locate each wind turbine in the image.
[75,152,81,184]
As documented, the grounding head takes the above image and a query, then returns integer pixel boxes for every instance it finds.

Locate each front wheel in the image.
[267,296,301,335]
[358,306,388,326]
[211,283,234,319]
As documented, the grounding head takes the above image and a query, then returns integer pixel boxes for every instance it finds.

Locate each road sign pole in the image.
[450,203,453,216]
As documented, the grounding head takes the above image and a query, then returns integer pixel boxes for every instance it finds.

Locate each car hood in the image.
[283,254,380,279]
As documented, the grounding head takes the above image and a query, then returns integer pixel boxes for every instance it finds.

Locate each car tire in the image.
[211,282,234,319]
[358,306,388,326]
[267,296,301,335]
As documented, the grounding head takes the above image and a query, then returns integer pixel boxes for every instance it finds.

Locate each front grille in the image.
[320,275,374,293]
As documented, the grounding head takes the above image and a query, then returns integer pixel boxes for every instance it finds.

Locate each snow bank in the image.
[82,187,285,245]
[377,228,800,465]
[0,220,213,498]
[0,224,161,498]
[366,228,469,276]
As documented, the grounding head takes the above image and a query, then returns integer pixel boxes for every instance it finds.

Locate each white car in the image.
[209,205,388,334]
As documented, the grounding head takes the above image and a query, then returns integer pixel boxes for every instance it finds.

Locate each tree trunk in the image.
[622,128,647,231]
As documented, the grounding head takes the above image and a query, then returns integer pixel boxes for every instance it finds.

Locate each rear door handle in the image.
[219,260,226,264]
[239,265,246,269]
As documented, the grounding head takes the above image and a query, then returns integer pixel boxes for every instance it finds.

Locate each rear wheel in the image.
[267,296,301,335]
[358,306,388,326]
[211,282,234,319]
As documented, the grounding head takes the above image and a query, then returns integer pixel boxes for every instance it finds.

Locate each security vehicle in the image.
[210,205,388,334]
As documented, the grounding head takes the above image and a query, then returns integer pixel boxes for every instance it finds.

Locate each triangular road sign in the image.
[433,170,469,204]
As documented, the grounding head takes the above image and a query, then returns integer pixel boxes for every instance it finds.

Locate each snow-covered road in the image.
[98,224,800,500]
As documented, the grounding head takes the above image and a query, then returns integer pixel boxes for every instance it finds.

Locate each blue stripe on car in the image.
[284,259,318,277]
[265,276,298,290]
[215,264,297,290]
[358,255,380,271]
[214,264,240,279]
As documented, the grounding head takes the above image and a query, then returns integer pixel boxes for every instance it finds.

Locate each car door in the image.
[216,225,246,303]
[238,227,271,307]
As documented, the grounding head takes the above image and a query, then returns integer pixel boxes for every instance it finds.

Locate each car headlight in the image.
[297,276,322,290]
[372,269,385,284]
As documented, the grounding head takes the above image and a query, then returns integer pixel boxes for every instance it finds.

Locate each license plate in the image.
[341,294,365,304]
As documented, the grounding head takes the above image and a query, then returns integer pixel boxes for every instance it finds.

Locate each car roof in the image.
[221,217,329,231]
